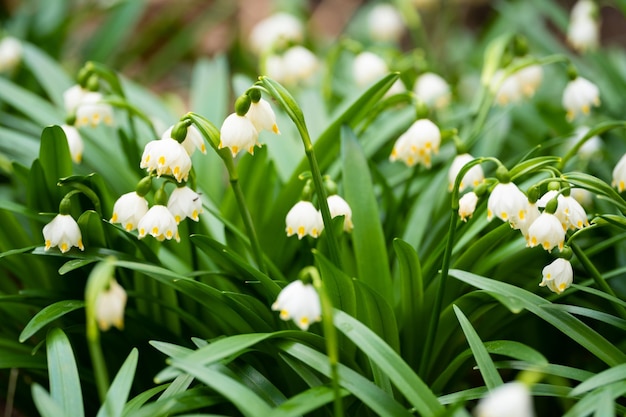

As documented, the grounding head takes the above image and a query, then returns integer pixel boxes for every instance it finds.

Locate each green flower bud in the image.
[545,197,559,215]
[154,187,168,206]
[547,181,561,192]
[558,246,573,260]
[323,177,338,196]
[495,165,511,183]
[171,119,191,143]
[59,195,73,215]
[86,74,100,92]
[248,88,262,103]
[135,176,153,197]
[235,94,252,116]
[474,181,489,197]
[526,185,541,204]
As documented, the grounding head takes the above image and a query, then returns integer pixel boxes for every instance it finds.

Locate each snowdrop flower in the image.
[246,98,280,134]
[562,76,600,121]
[612,153,626,192]
[0,37,22,72]
[63,85,89,114]
[95,279,127,331]
[286,201,323,239]
[458,192,478,222]
[167,186,202,223]
[413,72,451,110]
[537,190,568,228]
[537,191,589,231]
[327,195,353,232]
[540,258,574,294]
[487,182,528,226]
[43,214,84,253]
[265,54,287,83]
[282,46,319,85]
[447,153,484,191]
[389,119,441,168]
[527,212,566,252]
[110,191,149,231]
[271,280,321,331]
[474,382,535,417]
[249,12,303,55]
[163,124,206,155]
[353,51,388,87]
[140,138,192,182]
[368,3,404,43]
[75,92,114,127]
[61,124,84,163]
[567,0,599,53]
[219,113,259,157]
[492,69,523,106]
[137,205,180,242]
[515,63,543,97]
[517,202,541,241]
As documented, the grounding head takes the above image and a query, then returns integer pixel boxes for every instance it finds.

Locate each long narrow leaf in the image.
[46,328,84,417]
[19,300,84,342]
[96,348,139,417]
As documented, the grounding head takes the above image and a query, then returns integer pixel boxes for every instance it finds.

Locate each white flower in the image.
[570,0,596,20]
[167,186,202,224]
[612,153,626,192]
[140,138,192,182]
[63,85,89,114]
[562,76,600,121]
[75,92,114,127]
[517,202,541,240]
[137,205,180,242]
[458,192,478,222]
[413,72,451,109]
[271,280,321,331]
[562,195,590,230]
[249,12,303,55]
[110,191,149,231]
[265,54,286,83]
[515,63,543,97]
[540,258,574,294]
[569,126,602,159]
[571,187,594,207]
[246,98,280,134]
[487,182,528,225]
[327,195,353,232]
[163,124,206,155]
[527,212,566,252]
[43,214,84,253]
[367,3,404,43]
[537,190,568,229]
[567,0,599,52]
[286,201,323,239]
[61,124,84,163]
[219,113,259,157]
[447,153,484,191]
[474,382,535,417]
[492,69,523,106]
[353,51,388,87]
[0,37,22,72]
[389,119,441,168]
[282,46,319,85]
[95,279,127,331]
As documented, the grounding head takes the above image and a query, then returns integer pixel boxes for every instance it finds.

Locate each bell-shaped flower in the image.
[43,214,84,253]
[515,63,543,98]
[413,72,451,110]
[571,187,594,208]
[540,258,574,294]
[75,92,114,127]
[367,3,404,43]
[246,98,280,134]
[516,201,541,241]
[110,191,149,231]
[492,69,523,106]
[63,84,89,114]
[137,205,180,242]
[219,113,259,157]
[271,280,321,331]
[448,153,484,191]
[61,124,84,163]
[167,186,203,224]
[286,201,323,239]
[562,76,600,121]
[249,12,303,55]
[95,279,127,331]
[0,37,22,73]
[567,0,599,52]
[389,119,441,168]
[163,124,206,156]
[527,212,565,252]
[327,195,353,232]
[458,192,478,222]
[568,126,602,160]
[537,190,568,229]
[474,382,535,417]
[487,182,528,226]
[353,51,388,88]
[612,153,626,192]
[140,138,192,182]
[282,46,319,85]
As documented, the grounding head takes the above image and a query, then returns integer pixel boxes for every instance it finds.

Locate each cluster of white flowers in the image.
[285,194,353,240]
[492,61,543,106]
[248,12,304,55]
[265,46,319,86]
[567,0,600,53]
[390,119,441,168]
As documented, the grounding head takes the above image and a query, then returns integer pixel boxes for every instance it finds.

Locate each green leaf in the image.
[563,171,626,213]
[190,55,228,123]
[570,363,626,397]
[393,238,424,329]
[270,385,349,417]
[21,43,73,109]
[509,156,561,180]
[96,348,139,417]
[313,249,357,317]
[19,300,84,342]
[0,77,63,126]
[39,125,73,203]
[46,328,85,417]
[78,210,107,249]
[32,383,66,417]
[453,305,503,390]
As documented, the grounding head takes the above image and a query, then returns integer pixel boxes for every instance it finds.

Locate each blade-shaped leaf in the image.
[20,300,84,342]
[46,328,84,417]
[96,348,139,417]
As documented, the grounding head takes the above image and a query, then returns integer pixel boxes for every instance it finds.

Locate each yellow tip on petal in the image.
[158,156,166,165]
[152,226,159,235]
[45,240,51,250]
[297,226,305,238]
[60,243,69,253]
[280,310,290,319]
[175,215,181,224]
[166,230,173,238]
[125,223,133,231]
[272,124,280,134]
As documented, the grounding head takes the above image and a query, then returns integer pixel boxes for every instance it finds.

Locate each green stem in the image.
[570,242,626,320]
[86,326,109,402]
[559,121,626,170]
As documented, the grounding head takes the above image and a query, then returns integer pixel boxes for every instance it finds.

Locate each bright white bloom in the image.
[75,92,114,127]
[368,3,404,43]
[448,153,484,191]
[140,138,192,182]
[569,126,602,159]
[219,113,259,157]
[389,119,441,168]
[95,279,127,331]
[474,382,535,417]
[163,125,206,155]
[249,12,303,55]
[63,85,89,114]
[571,0,596,20]
[353,51,388,87]
[458,192,478,222]
[537,191,589,230]
[61,124,84,163]
[562,76,600,121]
[515,63,543,97]
[327,195,353,232]
[527,212,566,252]
[271,280,321,331]
[567,0,599,52]
[110,191,149,231]
[487,182,528,226]
[167,186,203,224]
[537,190,568,229]
[612,153,626,192]
[493,69,523,106]
[246,98,280,134]
[540,258,574,294]
[43,214,84,253]
[0,37,22,72]
[282,46,319,85]
[413,72,451,109]
[517,202,541,240]
[286,201,323,239]
[137,205,180,242]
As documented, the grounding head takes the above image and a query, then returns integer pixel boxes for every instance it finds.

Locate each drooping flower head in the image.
[248,12,303,55]
[458,192,478,222]
[246,94,280,135]
[95,279,127,331]
[281,46,319,85]
[272,280,321,331]
[164,124,206,156]
[526,212,566,252]
[487,182,528,226]
[413,72,451,110]
[540,258,574,294]
[448,153,484,192]
[353,51,389,88]
[285,201,324,239]
[390,119,441,168]
[75,91,114,127]
[612,153,626,193]
[60,124,84,164]
[562,76,600,121]
[492,69,523,106]
[474,382,535,417]
[567,0,600,53]
[327,194,353,232]
[43,214,84,253]
[140,138,192,182]
[110,191,150,231]
[137,205,180,242]
[167,186,203,224]
[367,3,405,43]
[515,62,543,98]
